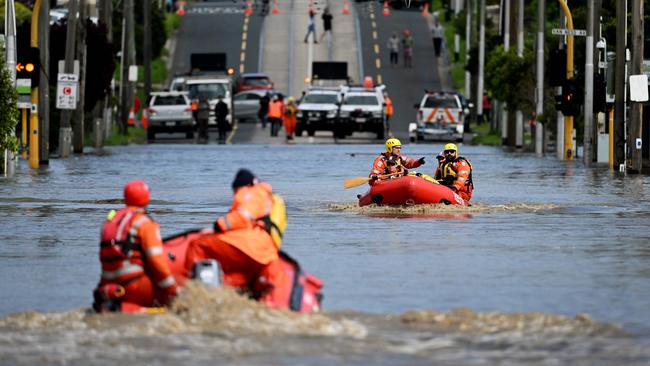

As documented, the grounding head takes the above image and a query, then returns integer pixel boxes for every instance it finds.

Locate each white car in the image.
[146,92,194,141]
[409,91,464,142]
[186,76,233,126]
[296,87,342,137]
[339,85,386,139]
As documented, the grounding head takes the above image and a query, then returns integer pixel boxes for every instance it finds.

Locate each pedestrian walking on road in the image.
[197,96,210,143]
[304,10,318,43]
[431,17,444,57]
[258,92,270,128]
[402,29,414,68]
[268,94,285,137]
[215,95,230,144]
[387,32,399,68]
[319,7,333,44]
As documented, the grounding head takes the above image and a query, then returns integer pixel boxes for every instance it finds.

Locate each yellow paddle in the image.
[343,173,398,189]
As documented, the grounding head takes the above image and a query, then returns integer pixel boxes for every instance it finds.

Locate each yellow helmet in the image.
[385,138,402,153]
[443,143,458,159]
[287,96,295,103]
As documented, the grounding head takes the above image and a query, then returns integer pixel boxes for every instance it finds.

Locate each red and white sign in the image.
[56,73,78,109]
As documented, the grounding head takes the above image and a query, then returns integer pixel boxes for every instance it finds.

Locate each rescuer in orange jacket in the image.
[434,143,474,202]
[184,169,287,304]
[369,138,425,185]
[384,92,394,125]
[268,94,285,137]
[283,96,298,141]
[93,180,178,312]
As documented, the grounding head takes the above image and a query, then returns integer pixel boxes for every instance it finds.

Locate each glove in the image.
[370,175,379,181]
[418,157,426,165]
[402,169,409,176]
[213,220,223,233]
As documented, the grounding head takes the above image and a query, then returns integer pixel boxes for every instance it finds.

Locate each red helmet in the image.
[124,180,150,207]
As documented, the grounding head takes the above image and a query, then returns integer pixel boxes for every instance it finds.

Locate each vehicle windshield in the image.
[152,95,187,106]
[188,83,229,100]
[244,77,270,86]
[424,95,458,108]
[303,94,338,104]
[344,95,378,106]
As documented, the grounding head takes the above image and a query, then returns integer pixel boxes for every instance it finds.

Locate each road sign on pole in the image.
[56,73,79,109]
[552,28,587,36]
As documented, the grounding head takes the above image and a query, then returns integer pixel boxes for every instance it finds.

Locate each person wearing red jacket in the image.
[434,143,474,202]
[185,169,287,304]
[94,180,178,312]
[369,138,425,185]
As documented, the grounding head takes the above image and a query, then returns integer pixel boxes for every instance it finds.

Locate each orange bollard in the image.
[141,108,149,129]
[382,1,390,16]
[342,0,350,14]
[127,109,136,127]
[272,0,280,14]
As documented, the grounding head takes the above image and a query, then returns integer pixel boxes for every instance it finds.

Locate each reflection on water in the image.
[1,144,650,364]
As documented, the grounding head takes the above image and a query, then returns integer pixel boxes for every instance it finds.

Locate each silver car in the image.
[233,90,272,123]
[147,92,194,141]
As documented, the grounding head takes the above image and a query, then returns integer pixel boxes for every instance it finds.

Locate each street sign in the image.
[56,73,79,109]
[16,79,31,94]
[17,95,31,109]
[552,28,587,36]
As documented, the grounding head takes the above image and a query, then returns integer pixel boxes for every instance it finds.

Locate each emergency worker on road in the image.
[268,94,285,137]
[283,96,298,141]
[94,180,178,312]
[369,138,425,185]
[434,143,474,202]
[184,169,287,304]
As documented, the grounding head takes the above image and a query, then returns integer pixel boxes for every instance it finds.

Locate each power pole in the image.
[500,0,510,145]
[515,0,523,149]
[558,0,574,160]
[73,0,87,153]
[120,0,134,133]
[29,0,42,169]
[614,0,626,170]
[628,0,643,173]
[59,0,78,158]
[583,0,595,166]
[144,0,152,103]
[4,0,17,177]
[39,0,50,164]
[464,0,472,102]
[556,8,565,160]
[535,0,544,156]
[476,0,485,125]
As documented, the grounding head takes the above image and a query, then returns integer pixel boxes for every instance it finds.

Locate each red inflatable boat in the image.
[358,175,467,206]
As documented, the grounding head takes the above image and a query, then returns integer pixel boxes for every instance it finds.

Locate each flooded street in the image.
[1,143,650,365]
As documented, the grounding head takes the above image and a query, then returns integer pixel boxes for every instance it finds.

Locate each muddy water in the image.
[1,144,650,365]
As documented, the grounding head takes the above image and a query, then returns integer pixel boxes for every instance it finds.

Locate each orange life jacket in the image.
[99,208,149,285]
[268,100,284,119]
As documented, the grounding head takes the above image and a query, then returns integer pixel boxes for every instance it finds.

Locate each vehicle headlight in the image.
[326,110,337,118]
[297,111,303,118]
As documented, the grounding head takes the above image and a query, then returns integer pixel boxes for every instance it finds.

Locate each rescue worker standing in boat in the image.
[94,180,178,312]
[434,143,474,202]
[369,138,425,185]
[184,169,287,304]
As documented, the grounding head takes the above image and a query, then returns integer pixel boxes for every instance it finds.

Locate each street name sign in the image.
[552,28,587,36]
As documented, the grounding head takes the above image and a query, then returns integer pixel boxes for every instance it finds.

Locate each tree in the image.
[0,54,20,153]
[485,45,536,115]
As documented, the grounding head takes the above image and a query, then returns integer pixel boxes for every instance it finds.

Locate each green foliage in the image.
[1,0,32,25]
[470,122,501,145]
[104,126,146,145]
[0,56,20,153]
[164,13,182,38]
[113,1,167,64]
[485,45,536,115]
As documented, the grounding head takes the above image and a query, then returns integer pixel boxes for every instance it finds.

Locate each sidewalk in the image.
[261,0,360,99]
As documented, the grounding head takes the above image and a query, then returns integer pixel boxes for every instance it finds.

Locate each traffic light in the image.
[593,72,607,113]
[548,48,567,87]
[16,47,40,86]
[556,78,583,117]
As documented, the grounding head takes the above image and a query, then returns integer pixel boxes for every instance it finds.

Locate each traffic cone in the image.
[421,3,429,17]
[272,0,280,14]
[177,1,186,16]
[382,1,390,16]
[342,0,350,15]
[141,108,149,129]
[245,0,252,15]
[127,109,136,127]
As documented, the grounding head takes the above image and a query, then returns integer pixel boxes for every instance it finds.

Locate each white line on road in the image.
[374,44,379,54]
[375,58,381,69]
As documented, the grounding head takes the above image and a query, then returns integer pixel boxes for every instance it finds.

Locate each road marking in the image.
[377,74,383,84]
[372,31,377,40]
[374,44,379,54]
[187,6,244,14]
[240,14,249,74]
[239,64,245,73]
[371,20,376,28]
[242,32,247,41]
[375,58,381,68]
[242,40,247,50]
[240,52,246,62]
[370,12,375,20]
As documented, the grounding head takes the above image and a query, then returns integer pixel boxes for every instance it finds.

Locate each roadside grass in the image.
[431,0,466,92]
[165,13,182,37]
[104,126,146,145]
[470,122,501,145]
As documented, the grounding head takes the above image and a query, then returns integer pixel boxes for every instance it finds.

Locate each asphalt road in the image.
[170,0,263,78]
[356,2,443,142]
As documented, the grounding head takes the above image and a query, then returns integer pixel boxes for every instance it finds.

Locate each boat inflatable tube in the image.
[358,175,467,206]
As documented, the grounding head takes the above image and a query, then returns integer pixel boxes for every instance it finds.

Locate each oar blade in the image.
[343,177,370,189]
